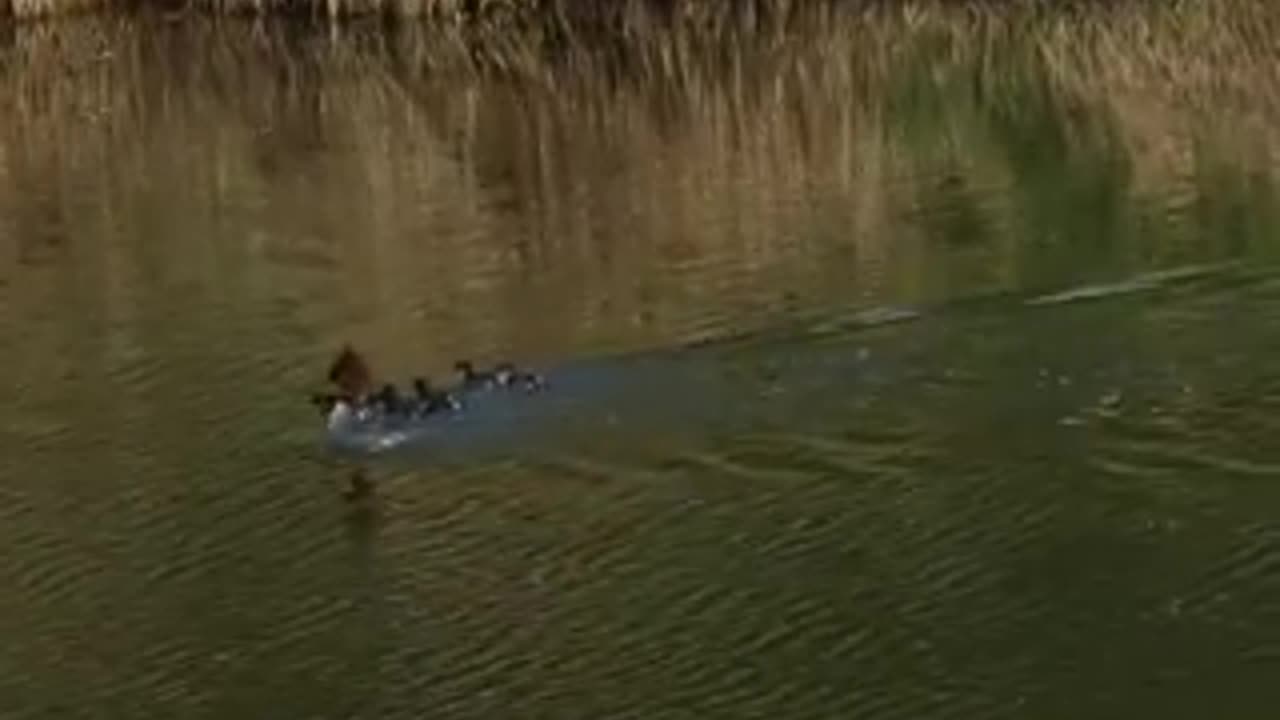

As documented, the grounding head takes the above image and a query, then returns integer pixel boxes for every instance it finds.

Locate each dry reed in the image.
[2,1,1278,362]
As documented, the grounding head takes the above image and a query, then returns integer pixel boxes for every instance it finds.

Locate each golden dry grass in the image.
[6,0,105,17]
[1,0,499,19]
[1,1,1278,361]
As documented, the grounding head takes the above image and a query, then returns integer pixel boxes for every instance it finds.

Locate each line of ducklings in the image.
[310,358,546,425]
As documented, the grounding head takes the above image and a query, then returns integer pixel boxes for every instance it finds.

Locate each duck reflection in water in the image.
[343,469,374,503]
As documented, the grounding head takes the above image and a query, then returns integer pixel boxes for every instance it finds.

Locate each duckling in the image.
[412,377,460,414]
[372,383,407,416]
[493,362,517,386]
[454,360,497,389]
[494,362,547,392]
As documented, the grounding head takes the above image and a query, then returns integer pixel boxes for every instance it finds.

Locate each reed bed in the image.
[1,1,1278,367]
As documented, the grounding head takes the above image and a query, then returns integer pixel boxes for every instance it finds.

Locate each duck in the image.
[328,344,373,400]
[456,359,546,392]
[314,346,384,426]
[454,359,497,389]
[412,377,460,414]
[372,383,408,416]
[493,361,547,392]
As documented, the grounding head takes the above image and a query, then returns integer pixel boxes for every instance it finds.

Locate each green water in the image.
[1,16,1278,720]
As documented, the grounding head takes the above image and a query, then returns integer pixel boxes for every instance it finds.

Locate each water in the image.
[2,15,1279,719]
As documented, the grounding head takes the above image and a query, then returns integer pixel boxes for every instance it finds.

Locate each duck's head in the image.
[454,360,476,377]
[328,344,373,398]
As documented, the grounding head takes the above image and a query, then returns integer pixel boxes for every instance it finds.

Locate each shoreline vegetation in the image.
[5,0,1276,107]
[2,0,1278,364]
[4,0,1279,29]
[4,1,1276,93]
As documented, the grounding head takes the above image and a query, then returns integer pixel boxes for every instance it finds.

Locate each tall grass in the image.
[6,0,105,17]
[1,1,1278,365]
[0,0,512,19]
[191,0,473,18]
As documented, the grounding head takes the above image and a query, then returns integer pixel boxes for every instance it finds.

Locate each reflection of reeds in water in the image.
[1,2,1279,378]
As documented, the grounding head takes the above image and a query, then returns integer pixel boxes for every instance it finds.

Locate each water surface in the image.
[1,16,1278,720]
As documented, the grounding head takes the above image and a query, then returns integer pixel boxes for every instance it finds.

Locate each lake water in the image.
[1,14,1278,719]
